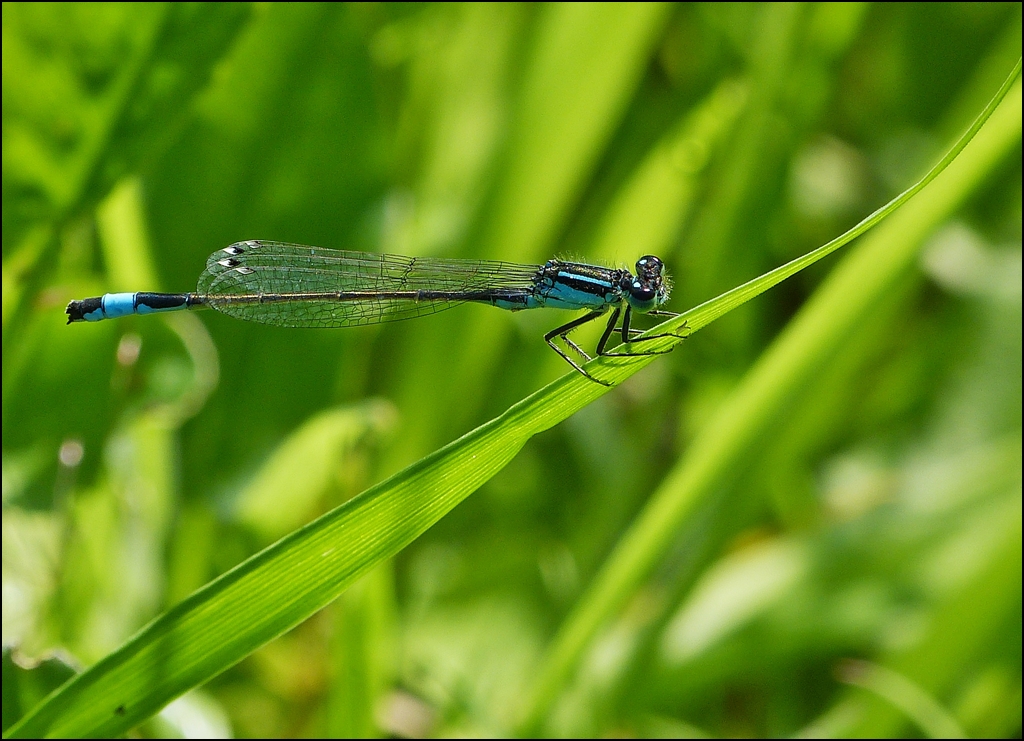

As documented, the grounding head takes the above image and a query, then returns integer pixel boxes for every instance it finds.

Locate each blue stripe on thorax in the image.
[556,270,613,289]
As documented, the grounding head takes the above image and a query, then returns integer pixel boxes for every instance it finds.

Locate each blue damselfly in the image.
[66,240,687,384]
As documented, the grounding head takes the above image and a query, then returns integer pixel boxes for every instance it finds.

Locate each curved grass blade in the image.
[518,62,1022,732]
[7,59,1019,741]
[836,660,967,739]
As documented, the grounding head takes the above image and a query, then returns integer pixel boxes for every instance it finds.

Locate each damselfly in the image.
[66,240,688,385]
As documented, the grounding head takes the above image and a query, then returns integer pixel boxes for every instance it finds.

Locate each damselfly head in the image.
[635,255,663,278]
[626,255,670,312]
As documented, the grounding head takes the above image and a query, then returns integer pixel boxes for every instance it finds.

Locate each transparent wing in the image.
[196,241,541,328]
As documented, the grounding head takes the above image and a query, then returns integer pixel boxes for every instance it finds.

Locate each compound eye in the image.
[636,255,663,277]
[631,281,656,302]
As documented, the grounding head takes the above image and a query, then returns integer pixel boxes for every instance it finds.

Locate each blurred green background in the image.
[2,2,1021,737]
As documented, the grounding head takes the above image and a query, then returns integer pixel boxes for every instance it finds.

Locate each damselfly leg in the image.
[545,310,614,386]
[546,307,689,384]
[596,306,689,357]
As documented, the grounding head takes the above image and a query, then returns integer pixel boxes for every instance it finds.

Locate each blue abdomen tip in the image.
[101,293,138,319]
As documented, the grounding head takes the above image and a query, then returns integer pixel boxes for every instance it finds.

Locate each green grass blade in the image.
[7,58,1019,741]
[633,56,1023,342]
[484,2,671,262]
[518,62,1022,732]
[837,660,967,738]
[2,4,252,334]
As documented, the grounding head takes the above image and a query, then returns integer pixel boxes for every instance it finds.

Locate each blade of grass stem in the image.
[7,58,1019,741]
[836,660,967,738]
[518,63,1021,732]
